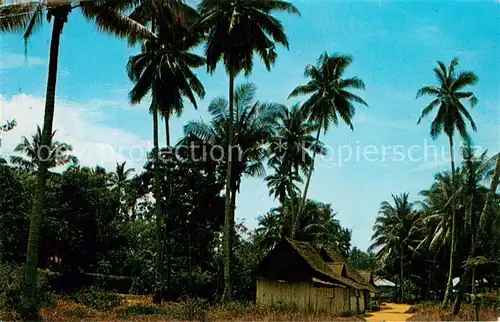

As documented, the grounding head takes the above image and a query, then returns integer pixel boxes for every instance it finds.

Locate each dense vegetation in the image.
[0,0,498,321]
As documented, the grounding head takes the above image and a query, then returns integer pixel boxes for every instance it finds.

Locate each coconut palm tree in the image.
[416,57,478,305]
[265,164,302,205]
[369,193,417,302]
[1,1,152,317]
[9,126,77,171]
[183,83,282,201]
[288,52,367,238]
[183,84,282,292]
[111,161,135,219]
[126,4,205,303]
[256,200,349,254]
[451,150,497,314]
[266,104,325,225]
[197,0,299,300]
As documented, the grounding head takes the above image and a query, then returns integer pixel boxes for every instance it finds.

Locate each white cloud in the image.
[0,94,151,171]
[0,53,46,70]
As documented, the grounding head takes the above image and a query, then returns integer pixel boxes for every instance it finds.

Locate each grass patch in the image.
[39,295,363,321]
[408,302,499,321]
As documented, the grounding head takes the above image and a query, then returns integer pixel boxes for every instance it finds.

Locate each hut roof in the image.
[374,277,395,287]
[327,263,346,276]
[285,239,363,290]
[358,270,375,286]
[319,247,377,293]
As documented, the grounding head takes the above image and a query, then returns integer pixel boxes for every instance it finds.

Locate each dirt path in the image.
[365,303,414,322]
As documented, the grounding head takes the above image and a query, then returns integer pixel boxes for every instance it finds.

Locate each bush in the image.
[71,287,123,310]
[50,272,132,293]
[0,263,56,318]
[116,304,169,318]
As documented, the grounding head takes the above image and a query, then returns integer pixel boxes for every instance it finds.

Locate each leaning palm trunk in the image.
[443,135,457,306]
[152,102,164,304]
[222,74,235,302]
[292,123,321,238]
[452,154,500,315]
[21,8,67,320]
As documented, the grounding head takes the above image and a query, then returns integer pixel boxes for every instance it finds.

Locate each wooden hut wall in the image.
[256,279,359,315]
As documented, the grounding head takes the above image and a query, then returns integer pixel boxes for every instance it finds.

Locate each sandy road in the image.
[364,303,414,322]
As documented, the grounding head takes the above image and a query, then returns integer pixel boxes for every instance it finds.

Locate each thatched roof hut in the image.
[255,238,369,315]
[319,248,377,293]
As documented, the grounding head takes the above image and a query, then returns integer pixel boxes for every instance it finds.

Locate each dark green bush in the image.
[71,287,123,310]
[0,263,56,317]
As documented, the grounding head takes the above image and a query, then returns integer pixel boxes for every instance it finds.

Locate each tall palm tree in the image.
[9,126,77,171]
[289,52,367,238]
[267,103,324,222]
[184,83,281,298]
[184,83,281,202]
[417,172,458,252]
[369,193,417,302]
[197,0,299,300]
[126,4,205,304]
[111,161,135,218]
[1,1,152,317]
[416,57,478,304]
[452,151,497,314]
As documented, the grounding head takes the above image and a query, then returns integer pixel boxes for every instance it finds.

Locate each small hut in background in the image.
[374,277,396,301]
[255,238,371,316]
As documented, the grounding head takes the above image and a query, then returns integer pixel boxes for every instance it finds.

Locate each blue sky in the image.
[1,0,499,250]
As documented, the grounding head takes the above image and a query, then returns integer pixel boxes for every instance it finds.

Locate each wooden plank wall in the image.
[256,279,362,315]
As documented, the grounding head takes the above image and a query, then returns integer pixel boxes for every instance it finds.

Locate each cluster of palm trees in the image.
[370,58,500,314]
[2,0,495,318]
[2,0,367,316]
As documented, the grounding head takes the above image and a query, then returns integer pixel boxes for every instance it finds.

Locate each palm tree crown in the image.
[268,104,324,177]
[198,0,300,76]
[369,193,417,262]
[183,83,282,192]
[10,126,77,171]
[126,5,205,118]
[416,57,478,141]
[289,52,368,132]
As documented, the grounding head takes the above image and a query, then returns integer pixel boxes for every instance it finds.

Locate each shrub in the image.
[0,263,56,317]
[116,304,168,318]
[177,297,209,320]
[71,287,123,310]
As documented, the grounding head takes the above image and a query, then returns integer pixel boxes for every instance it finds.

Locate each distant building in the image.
[374,277,396,300]
[255,238,376,316]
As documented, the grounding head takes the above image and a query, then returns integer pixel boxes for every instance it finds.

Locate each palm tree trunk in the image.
[152,101,164,305]
[400,245,404,302]
[452,154,500,315]
[292,123,321,239]
[230,185,237,245]
[20,10,66,320]
[164,113,171,299]
[165,115,170,147]
[222,73,235,302]
[443,135,457,306]
[287,174,296,238]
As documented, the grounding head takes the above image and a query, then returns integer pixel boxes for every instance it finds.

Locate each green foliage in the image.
[71,287,123,310]
[255,200,352,257]
[0,264,55,317]
[349,247,377,271]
